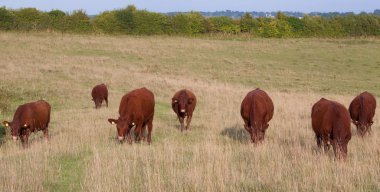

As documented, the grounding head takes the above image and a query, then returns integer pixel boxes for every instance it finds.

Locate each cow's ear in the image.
[3,121,10,128]
[172,98,178,103]
[188,98,194,104]
[108,119,118,125]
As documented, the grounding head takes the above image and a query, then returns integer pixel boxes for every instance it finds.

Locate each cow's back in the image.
[92,84,108,99]
[312,99,350,138]
[241,88,274,122]
[349,91,376,121]
[119,87,155,120]
[16,100,51,130]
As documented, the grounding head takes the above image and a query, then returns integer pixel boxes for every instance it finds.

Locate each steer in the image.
[311,98,351,160]
[108,87,155,144]
[171,89,197,132]
[349,91,376,136]
[240,88,274,144]
[91,83,108,109]
[3,100,51,148]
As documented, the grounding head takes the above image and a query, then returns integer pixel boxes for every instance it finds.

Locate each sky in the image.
[1,0,380,15]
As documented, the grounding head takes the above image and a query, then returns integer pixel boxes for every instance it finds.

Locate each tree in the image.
[0,7,15,30]
[240,13,256,33]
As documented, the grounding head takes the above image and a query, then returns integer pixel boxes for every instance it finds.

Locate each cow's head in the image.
[250,124,269,144]
[108,118,135,142]
[336,135,351,161]
[352,120,373,136]
[2,120,28,141]
[172,96,193,115]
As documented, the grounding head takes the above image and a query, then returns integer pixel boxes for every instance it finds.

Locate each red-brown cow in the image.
[108,87,155,144]
[240,88,274,144]
[311,98,351,160]
[172,89,197,132]
[349,91,376,136]
[3,100,51,148]
[91,83,108,109]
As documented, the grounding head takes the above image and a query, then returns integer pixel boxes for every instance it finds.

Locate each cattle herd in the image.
[2,83,377,160]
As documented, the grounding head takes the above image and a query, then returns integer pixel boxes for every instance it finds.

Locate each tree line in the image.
[1,5,380,37]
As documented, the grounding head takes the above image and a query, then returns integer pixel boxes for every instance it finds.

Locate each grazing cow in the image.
[91,83,108,109]
[171,89,197,132]
[349,91,376,136]
[240,88,274,144]
[108,87,155,144]
[311,98,351,160]
[3,100,51,148]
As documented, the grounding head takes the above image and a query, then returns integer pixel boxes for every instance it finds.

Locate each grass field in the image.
[0,32,379,191]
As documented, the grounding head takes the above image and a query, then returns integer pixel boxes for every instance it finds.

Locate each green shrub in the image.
[0,7,15,30]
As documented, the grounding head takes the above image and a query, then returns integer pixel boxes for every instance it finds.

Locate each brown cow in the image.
[171,89,197,132]
[311,98,351,160]
[3,100,51,148]
[349,91,376,136]
[108,87,155,144]
[91,83,108,109]
[240,88,274,144]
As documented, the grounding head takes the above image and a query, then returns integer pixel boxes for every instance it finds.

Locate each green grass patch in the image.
[44,150,91,192]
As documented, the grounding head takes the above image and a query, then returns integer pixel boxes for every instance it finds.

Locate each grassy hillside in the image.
[0,33,379,191]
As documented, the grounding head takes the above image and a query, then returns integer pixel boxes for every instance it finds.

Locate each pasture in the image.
[0,32,379,191]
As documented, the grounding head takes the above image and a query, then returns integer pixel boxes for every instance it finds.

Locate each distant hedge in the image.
[1,5,380,37]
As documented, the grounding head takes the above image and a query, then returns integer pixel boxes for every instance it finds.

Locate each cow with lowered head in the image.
[311,98,351,160]
[91,83,108,109]
[3,100,51,148]
[171,89,197,132]
[349,91,376,136]
[240,88,274,144]
[108,87,155,144]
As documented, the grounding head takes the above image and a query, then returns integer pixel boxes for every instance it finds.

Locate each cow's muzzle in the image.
[180,109,186,113]
[118,136,124,141]
[12,136,18,141]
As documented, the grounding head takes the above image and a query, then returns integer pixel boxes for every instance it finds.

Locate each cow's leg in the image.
[179,116,185,132]
[315,134,322,148]
[21,129,31,148]
[185,114,193,131]
[42,128,49,140]
[243,119,252,134]
[134,125,142,143]
[331,140,342,160]
[105,97,108,107]
[147,118,153,145]
[126,129,132,144]
[141,123,146,141]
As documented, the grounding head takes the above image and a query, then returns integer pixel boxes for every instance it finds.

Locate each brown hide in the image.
[311,98,351,160]
[108,87,155,144]
[349,91,376,136]
[3,100,51,148]
[171,89,197,132]
[91,84,108,109]
[240,88,274,144]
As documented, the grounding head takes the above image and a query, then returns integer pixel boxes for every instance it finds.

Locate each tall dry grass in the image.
[0,32,379,191]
